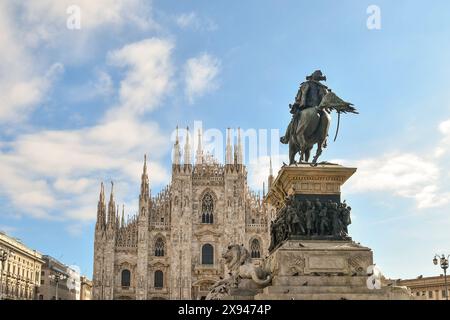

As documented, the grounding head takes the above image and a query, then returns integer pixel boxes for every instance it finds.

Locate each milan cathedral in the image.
[92,128,274,299]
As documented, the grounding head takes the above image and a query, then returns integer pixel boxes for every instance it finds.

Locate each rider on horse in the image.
[280,70,329,144]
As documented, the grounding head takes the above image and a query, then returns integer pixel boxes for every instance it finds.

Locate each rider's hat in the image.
[306,70,326,81]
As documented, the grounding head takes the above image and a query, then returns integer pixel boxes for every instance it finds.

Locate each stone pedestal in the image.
[254,239,412,300]
[266,163,356,210]
[255,164,414,300]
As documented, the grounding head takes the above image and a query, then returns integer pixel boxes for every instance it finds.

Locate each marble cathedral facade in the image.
[92,129,274,300]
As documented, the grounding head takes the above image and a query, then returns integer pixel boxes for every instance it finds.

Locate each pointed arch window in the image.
[202,244,214,265]
[201,193,214,224]
[121,269,131,287]
[154,270,163,288]
[155,237,165,257]
[250,239,261,258]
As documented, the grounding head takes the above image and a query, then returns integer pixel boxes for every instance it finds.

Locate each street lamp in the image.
[0,248,11,300]
[49,272,68,300]
[433,254,449,300]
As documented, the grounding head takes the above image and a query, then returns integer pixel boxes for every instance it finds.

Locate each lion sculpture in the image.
[206,244,272,300]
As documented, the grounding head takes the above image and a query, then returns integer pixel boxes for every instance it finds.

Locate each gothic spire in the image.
[226,128,232,165]
[96,182,106,229]
[173,126,181,165]
[196,129,203,165]
[184,126,191,165]
[116,205,120,227]
[140,154,149,200]
[237,128,243,165]
[121,205,125,228]
[268,156,274,188]
[107,181,116,229]
[270,156,273,176]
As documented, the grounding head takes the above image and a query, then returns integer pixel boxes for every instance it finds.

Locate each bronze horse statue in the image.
[284,91,358,165]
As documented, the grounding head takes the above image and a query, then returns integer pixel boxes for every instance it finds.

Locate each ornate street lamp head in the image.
[433,257,438,265]
[442,257,449,269]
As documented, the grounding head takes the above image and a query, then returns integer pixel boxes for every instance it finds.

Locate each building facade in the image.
[80,276,93,300]
[396,275,449,300]
[92,129,274,300]
[0,231,44,300]
[37,255,81,300]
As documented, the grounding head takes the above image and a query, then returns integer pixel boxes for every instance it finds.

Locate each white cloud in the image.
[93,70,114,97]
[342,152,450,209]
[247,154,287,192]
[434,119,450,157]
[19,0,157,46]
[0,2,64,123]
[175,12,217,31]
[108,38,174,116]
[0,37,175,222]
[184,53,221,104]
[0,0,158,124]
[0,116,170,220]
[176,12,199,29]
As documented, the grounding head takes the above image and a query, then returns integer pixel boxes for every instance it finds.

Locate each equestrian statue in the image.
[280,70,358,165]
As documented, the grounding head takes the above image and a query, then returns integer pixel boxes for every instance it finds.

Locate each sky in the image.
[1,0,450,280]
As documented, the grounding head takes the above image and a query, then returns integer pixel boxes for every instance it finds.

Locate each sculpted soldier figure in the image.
[329,203,342,237]
[286,205,296,235]
[341,206,352,236]
[318,204,329,235]
[313,199,322,234]
[280,70,329,145]
[304,200,314,236]
[287,205,303,236]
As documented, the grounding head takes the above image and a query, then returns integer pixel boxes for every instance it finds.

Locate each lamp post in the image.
[433,254,449,300]
[50,272,67,300]
[0,248,11,300]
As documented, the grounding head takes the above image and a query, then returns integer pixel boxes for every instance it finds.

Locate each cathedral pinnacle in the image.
[96,181,107,229]
[237,128,243,165]
[173,126,181,165]
[143,154,147,174]
[121,205,125,227]
[140,154,150,200]
[226,128,232,165]
[270,157,273,176]
[110,181,114,200]
[184,126,191,165]
[196,129,203,165]
[107,181,116,228]
[268,156,274,188]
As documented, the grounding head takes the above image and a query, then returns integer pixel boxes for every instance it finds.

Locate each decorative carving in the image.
[347,255,368,275]
[287,256,306,276]
[205,277,234,300]
[269,196,352,251]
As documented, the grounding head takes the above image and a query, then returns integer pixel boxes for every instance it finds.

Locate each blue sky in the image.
[1,0,450,280]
